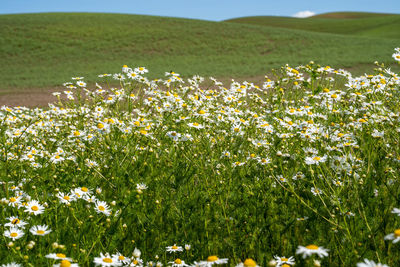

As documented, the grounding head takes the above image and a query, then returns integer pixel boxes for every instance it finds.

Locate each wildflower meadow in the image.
[1,48,400,266]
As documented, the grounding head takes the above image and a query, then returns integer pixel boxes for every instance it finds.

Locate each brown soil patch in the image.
[0,89,58,108]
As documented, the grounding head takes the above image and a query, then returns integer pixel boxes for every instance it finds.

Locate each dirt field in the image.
[0,89,57,108]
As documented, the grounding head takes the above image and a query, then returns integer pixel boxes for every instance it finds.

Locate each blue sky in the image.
[2,0,400,21]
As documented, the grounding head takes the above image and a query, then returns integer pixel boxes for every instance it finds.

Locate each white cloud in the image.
[292,10,316,18]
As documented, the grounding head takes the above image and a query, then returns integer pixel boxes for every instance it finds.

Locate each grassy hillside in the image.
[312,11,395,19]
[0,12,399,90]
[226,12,400,39]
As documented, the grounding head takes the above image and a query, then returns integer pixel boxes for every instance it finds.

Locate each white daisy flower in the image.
[391,208,400,216]
[53,259,79,267]
[235,258,259,267]
[30,225,52,236]
[384,228,400,243]
[112,252,131,265]
[136,183,148,191]
[167,131,181,141]
[197,256,228,266]
[356,259,389,267]
[128,257,143,266]
[166,244,183,253]
[168,259,188,267]
[1,262,23,267]
[76,80,86,87]
[95,201,111,216]
[24,200,45,215]
[273,255,295,266]
[134,67,148,74]
[4,217,28,228]
[4,227,24,241]
[57,192,76,204]
[305,155,327,165]
[296,244,329,259]
[45,253,73,261]
[187,122,204,129]
[7,196,22,208]
[93,252,122,266]
[311,187,323,196]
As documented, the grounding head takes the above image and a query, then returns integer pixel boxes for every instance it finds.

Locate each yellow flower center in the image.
[244,258,257,267]
[193,122,199,126]
[60,260,71,267]
[37,230,45,235]
[10,197,16,202]
[103,258,113,263]
[331,94,337,98]
[313,157,321,161]
[31,205,39,211]
[63,196,70,200]
[139,130,148,135]
[118,255,125,260]
[97,123,104,129]
[199,110,206,114]
[172,245,178,249]
[73,131,80,136]
[56,253,66,258]
[207,256,219,262]
[98,206,105,211]
[394,229,400,237]
[306,244,319,250]
[281,257,288,261]
[12,218,20,224]
[174,259,182,264]
[10,232,18,237]
[81,187,88,192]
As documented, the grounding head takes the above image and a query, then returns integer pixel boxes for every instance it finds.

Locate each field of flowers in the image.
[1,48,400,267]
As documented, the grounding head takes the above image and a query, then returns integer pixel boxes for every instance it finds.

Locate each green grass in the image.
[225,12,400,39]
[312,11,396,19]
[0,12,399,91]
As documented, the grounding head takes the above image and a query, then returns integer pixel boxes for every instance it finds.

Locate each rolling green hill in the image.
[225,12,400,39]
[312,11,395,19]
[0,12,399,91]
